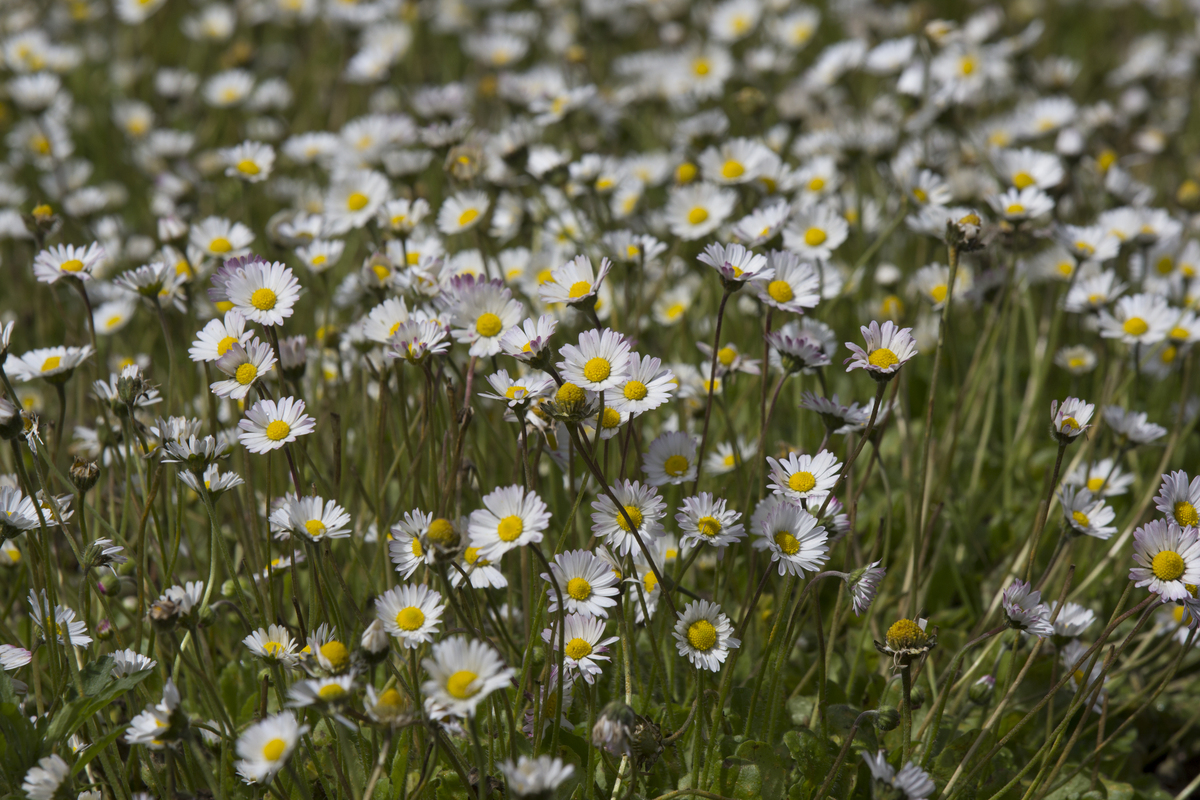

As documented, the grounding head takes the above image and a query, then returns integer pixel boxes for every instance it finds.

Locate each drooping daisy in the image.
[376,584,444,648]
[1130,520,1200,602]
[238,396,316,454]
[752,498,828,576]
[605,353,675,415]
[846,561,886,616]
[643,431,698,486]
[755,250,821,313]
[190,216,255,259]
[541,549,621,618]
[862,752,934,800]
[676,493,745,548]
[468,484,551,562]
[284,495,352,542]
[784,204,849,261]
[590,479,667,557]
[1002,579,1054,637]
[544,613,618,684]
[223,259,301,327]
[33,242,105,284]
[235,712,307,785]
[21,755,70,800]
[221,140,275,183]
[665,182,736,240]
[0,644,30,671]
[5,345,94,385]
[766,450,841,506]
[499,755,575,799]
[243,624,300,667]
[1156,471,1200,528]
[1098,293,1172,345]
[210,339,276,400]
[1059,487,1117,540]
[1049,601,1096,639]
[539,254,613,307]
[449,276,526,358]
[1104,405,1167,445]
[844,320,918,380]
[422,635,515,718]
[672,599,739,671]
[557,328,631,392]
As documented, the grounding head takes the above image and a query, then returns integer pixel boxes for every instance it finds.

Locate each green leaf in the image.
[733,740,785,800]
[783,728,831,781]
[80,656,114,697]
[1101,779,1135,800]
[71,727,125,776]
[45,668,152,743]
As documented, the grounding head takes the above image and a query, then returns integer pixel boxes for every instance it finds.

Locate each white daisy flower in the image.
[451,545,509,589]
[363,297,410,345]
[844,320,918,379]
[541,549,621,618]
[243,624,300,667]
[126,679,183,748]
[590,479,667,557]
[235,712,307,785]
[698,137,773,184]
[480,370,555,408]
[643,431,698,486]
[672,599,739,671]
[1065,458,1134,497]
[499,755,575,798]
[284,495,351,542]
[665,182,736,240]
[557,328,632,392]
[449,276,526,358]
[422,635,515,718]
[1051,397,1094,441]
[676,492,745,548]
[468,484,551,562]
[1002,579,1054,637]
[5,345,94,385]
[1155,470,1200,528]
[543,613,618,685]
[1103,405,1167,445]
[223,259,301,327]
[1049,601,1095,639]
[766,450,841,507]
[21,755,70,800]
[1130,520,1200,602]
[784,204,849,261]
[324,169,389,232]
[0,644,31,670]
[376,584,444,648]
[33,242,105,284]
[190,216,254,258]
[988,186,1055,221]
[499,314,558,363]
[210,339,276,400]
[1059,487,1117,540]
[605,353,675,415]
[1097,293,1172,345]
[755,250,821,313]
[697,241,773,285]
[238,396,316,454]
[221,140,275,183]
[436,191,489,235]
[287,675,355,711]
[752,498,829,576]
[539,254,613,307]
[862,752,934,800]
[28,589,90,646]
[189,309,252,363]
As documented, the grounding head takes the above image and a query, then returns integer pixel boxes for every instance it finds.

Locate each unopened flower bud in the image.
[592,701,637,756]
[969,675,996,705]
[98,573,121,596]
[96,618,114,641]
[361,619,390,661]
[875,705,901,732]
[70,456,100,494]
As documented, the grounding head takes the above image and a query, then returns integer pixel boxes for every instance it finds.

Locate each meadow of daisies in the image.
[5,0,1200,799]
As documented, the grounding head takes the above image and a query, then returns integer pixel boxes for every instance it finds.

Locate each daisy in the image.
[235,712,307,785]
[541,549,620,618]
[755,251,821,313]
[243,625,300,667]
[1049,601,1096,638]
[643,431,698,486]
[33,242,105,284]
[1098,293,1173,346]
[126,679,183,748]
[0,644,31,671]
[224,259,301,327]
[1059,487,1117,539]
[288,676,355,713]
[5,345,94,385]
[676,493,744,548]
[705,440,747,475]
[605,353,675,415]
[189,309,252,363]
[997,147,1064,190]
[499,756,575,799]
[665,182,736,240]
[988,186,1055,221]
[0,487,41,536]
[1155,471,1200,528]
[389,320,451,364]
[422,636,514,718]
[1130,520,1200,602]
[874,618,937,665]
[221,140,275,183]
[451,545,508,589]
[844,320,918,380]
[672,599,739,671]
[769,327,831,373]
[1055,346,1097,375]
[436,191,489,235]
[324,169,389,231]
[1057,224,1121,262]
[766,450,841,506]
[732,201,791,246]
[862,752,934,800]
[557,328,631,392]
[376,584,444,648]
[539,254,612,307]
[468,484,551,562]
[210,339,276,400]
[500,314,558,363]
[190,216,254,258]
[1065,458,1134,497]
[238,396,316,454]
[544,614,618,685]
[698,137,773,184]
[284,495,352,542]
[590,479,667,557]
[296,240,345,274]
[481,370,554,407]
[1104,406,1167,445]
[846,561,886,616]
[1063,271,1126,314]
[94,299,138,335]
[752,498,829,576]
[1051,397,1094,441]
[449,277,525,358]
[22,756,70,800]
[697,241,773,285]
[363,297,410,344]
[1002,579,1054,637]
[784,204,849,261]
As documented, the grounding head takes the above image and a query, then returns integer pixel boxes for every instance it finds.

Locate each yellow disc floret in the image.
[686,620,718,651]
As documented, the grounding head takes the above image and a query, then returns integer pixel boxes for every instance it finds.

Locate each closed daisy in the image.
[557,328,631,391]
[1130,520,1200,602]
[541,549,620,618]
[672,599,739,671]
[210,339,276,400]
[500,314,558,363]
[376,584,444,648]
[436,191,489,235]
[235,712,306,785]
[605,353,675,415]
[238,396,316,454]
[539,254,613,307]
[766,450,841,506]
[468,484,551,562]
[697,241,773,285]
[224,259,301,327]
[752,498,829,576]
[1155,470,1200,528]
[33,242,105,284]
[643,431,698,486]
[862,752,934,800]
[845,320,918,380]
[422,635,514,718]
[676,492,744,548]
[544,613,618,685]
[1104,405,1167,445]
[755,250,821,313]
[590,479,667,557]
[1002,579,1054,637]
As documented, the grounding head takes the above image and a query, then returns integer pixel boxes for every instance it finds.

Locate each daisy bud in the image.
[70,456,100,495]
[969,675,996,705]
[361,619,390,661]
[946,211,985,251]
[95,618,115,641]
[592,700,637,756]
[875,705,900,732]
[98,574,120,596]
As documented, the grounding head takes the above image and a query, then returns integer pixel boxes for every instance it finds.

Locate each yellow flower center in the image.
[686,620,717,651]
[378,688,404,708]
[1072,510,1089,527]
[808,177,825,192]
[643,571,658,593]
[61,259,84,272]
[347,192,369,211]
[235,363,257,385]
[1158,256,1175,275]
[912,187,928,203]
[396,607,425,631]
[721,160,745,180]
[556,382,586,405]
[1162,346,1178,364]
[568,280,592,299]
[583,357,611,383]
[696,515,722,538]
[774,531,800,555]
[1006,204,1025,215]
[475,313,503,337]
[251,288,277,311]
[1175,502,1199,527]
[676,162,697,183]
[210,237,232,253]
[617,505,643,532]
[885,618,927,650]
[623,380,648,401]
[1152,550,1186,582]
[601,407,621,429]
[497,515,524,542]
[767,280,793,303]
[565,637,593,659]
[717,347,736,367]
[320,641,349,670]
[446,670,478,699]
[458,208,479,227]
[687,207,709,225]
[567,577,592,601]
[305,519,326,538]
[465,546,488,566]
[1123,317,1149,336]
[868,348,899,369]
[262,738,287,761]
[505,385,527,400]
[412,538,423,558]
[663,454,689,477]
[265,420,291,441]
[693,59,710,76]
[372,264,391,282]
[41,356,62,372]
[237,159,260,175]
[803,227,826,246]
[787,471,816,494]
[1086,477,1104,493]
[930,284,948,304]
[960,56,976,75]
[1012,172,1034,189]
[1060,416,1079,433]
[262,641,284,657]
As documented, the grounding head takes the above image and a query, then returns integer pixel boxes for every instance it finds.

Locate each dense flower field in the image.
[1,0,1200,799]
